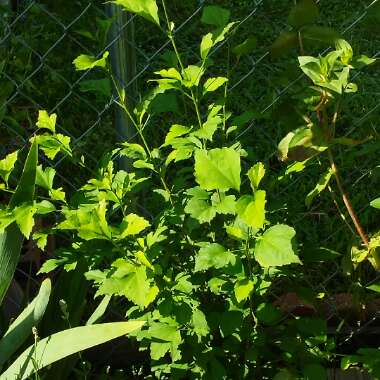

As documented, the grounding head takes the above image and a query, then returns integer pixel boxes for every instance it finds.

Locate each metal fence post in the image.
[106,4,137,170]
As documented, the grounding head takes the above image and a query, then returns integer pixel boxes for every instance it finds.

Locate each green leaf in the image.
[305,169,333,208]
[58,201,111,241]
[141,322,182,361]
[13,203,37,238]
[367,283,380,293]
[118,213,150,238]
[303,363,327,380]
[234,279,254,303]
[36,165,55,191]
[164,124,192,145]
[0,279,51,369]
[73,51,109,71]
[9,140,38,209]
[0,151,18,185]
[195,243,235,272]
[256,303,282,325]
[278,127,326,162]
[111,0,160,26]
[185,187,217,224]
[194,148,241,192]
[236,191,266,230]
[79,79,112,98]
[336,39,353,65]
[233,37,257,57]
[33,232,48,250]
[271,32,298,58]
[288,0,319,29]
[201,5,230,27]
[302,26,340,46]
[182,65,204,88]
[192,309,210,339]
[211,193,236,215]
[0,321,144,380]
[36,110,57,133]
[86,295,111,325]
[34,134,72,160]
[247,162,266,191]
[0,140,38,306]
[120,142,147,160]
[370,198,380,209]
[352,55,377,69]
[155,67,182,80]
[97,260,157,309]
[255,225,301,267]
[185,188,236,223]
[192,107,222,141]
[200,22,235,60]
[203,77,228,94]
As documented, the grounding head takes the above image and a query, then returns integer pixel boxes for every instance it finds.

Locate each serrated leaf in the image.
[13,203,37,238]
[185,187,216,223]
[211,193,236,215]
[112,0,160,26]
[34,134,72,160]
[58,201,111,241]
[33,232,48,250]
[36,165,55,191]
[36,110,57,133]
[73,51,109,71]
[98,261,156,308]
[0,150,18,185]
[194,148,241,192]
[142,322,182,361]
[195,243,235,272]
[288,0,319,29]
[234,279,254,303]
[255,225,301,267]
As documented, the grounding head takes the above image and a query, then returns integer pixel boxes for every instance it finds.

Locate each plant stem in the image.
[327,148,369,247]
[161,0,203,130]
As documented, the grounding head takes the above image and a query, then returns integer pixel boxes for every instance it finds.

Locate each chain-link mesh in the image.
[1,0,380,373]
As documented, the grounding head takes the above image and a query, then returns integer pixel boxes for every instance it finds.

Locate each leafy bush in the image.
[0,0,379,378]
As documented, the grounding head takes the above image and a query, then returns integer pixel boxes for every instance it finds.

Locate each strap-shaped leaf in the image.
[0,279,51,369]
[0,140,38,306]
[0,321,144,380]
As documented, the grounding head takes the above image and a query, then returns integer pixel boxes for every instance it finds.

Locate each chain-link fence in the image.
[1,0,380,373]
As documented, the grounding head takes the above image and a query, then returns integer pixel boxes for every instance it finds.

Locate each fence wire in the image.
[1,0,380,371]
